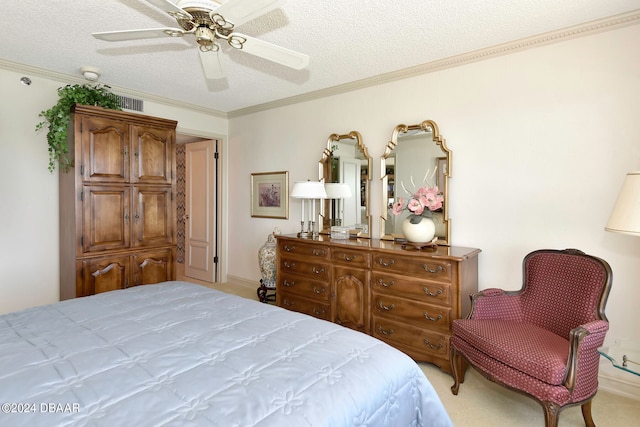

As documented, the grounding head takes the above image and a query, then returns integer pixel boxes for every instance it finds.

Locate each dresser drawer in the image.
[371,272,451,305]
[331,248,371,268]
[371,293,451,333]
[279,241,329,260]
[279,257,330,281]
[279,293,330,321]
[371,316,449,359]
[278,273,330,302]
[372,252,452,283]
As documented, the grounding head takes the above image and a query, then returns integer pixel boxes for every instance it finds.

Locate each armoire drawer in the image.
[279,241,329,260]
[279,258,330,281]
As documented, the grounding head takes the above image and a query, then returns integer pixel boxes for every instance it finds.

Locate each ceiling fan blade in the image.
[199,49,225,80]
[144,0,193,20]
[214,0,285,27]
[232,33,309,70]
[92,28,187,42]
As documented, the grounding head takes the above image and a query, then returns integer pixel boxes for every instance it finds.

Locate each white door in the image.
[339,158,360,227]
[185,140,217,282]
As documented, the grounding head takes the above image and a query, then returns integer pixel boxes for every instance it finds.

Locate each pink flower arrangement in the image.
[392,185,443,224]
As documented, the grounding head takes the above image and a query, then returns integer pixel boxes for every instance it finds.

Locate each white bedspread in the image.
[0,281,452,426]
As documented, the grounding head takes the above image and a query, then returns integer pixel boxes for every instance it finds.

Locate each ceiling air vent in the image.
[111,94,144,112]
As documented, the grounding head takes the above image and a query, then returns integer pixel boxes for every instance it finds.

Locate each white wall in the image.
[0,67,227,314]
[228,24,640,391]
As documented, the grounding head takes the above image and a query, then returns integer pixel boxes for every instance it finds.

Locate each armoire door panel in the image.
[82,186,130,253]
[81,116,129,183]
[132,186,173,247]
[131,125,173,184]
[78,255,130,296]
[132,248,174,287]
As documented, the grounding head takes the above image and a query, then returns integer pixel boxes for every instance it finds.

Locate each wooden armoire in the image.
[59,105,177,300]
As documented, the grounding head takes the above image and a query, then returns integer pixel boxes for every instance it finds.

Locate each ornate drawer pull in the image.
[377,326,394,336]
[377,258,395,267]
[283,245,295,252]
[283,261,295,269]
[423,311,443,322]
[283,280,295,287]
[377,301,395,311]
[341,253,356,261]
[312,266,325,275]
[423,264,444,274]
[423,339,444,350]
[312,307,326,316]
[378,278,395,288]
[283,299,295,307]
[313,286,326,294]
[312,249,326,256]
[423,287,443,297]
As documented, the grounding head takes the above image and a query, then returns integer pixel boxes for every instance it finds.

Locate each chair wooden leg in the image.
[581,400,595,427]
[543,402,560,427]
[450,345,467,395]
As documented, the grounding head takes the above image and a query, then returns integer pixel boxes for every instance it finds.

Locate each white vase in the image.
[402,216,436,243]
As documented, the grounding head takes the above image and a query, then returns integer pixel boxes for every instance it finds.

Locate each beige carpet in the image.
[186,278,640,426]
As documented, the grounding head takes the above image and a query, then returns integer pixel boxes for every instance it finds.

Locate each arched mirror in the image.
[381,120,451,244]
[319,131,372,238]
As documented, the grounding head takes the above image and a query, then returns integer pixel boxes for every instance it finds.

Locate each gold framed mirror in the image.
[319,131,372,238]
[381,120,451,244]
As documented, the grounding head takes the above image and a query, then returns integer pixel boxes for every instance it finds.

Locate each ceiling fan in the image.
[92,0,309,80]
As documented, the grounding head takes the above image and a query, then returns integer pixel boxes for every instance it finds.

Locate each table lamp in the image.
[605,171,640,236]
[291,181,327,238]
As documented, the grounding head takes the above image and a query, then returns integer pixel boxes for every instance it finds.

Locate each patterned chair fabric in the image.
[450,249,612,427]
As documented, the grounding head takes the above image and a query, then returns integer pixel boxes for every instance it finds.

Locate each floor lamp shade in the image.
[605,171,640,236]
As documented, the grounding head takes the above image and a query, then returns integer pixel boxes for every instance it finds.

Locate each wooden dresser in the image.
[276,234,480,374]
[59,105,177,300]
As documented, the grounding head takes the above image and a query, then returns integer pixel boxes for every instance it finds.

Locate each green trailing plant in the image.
[36,83,121,173]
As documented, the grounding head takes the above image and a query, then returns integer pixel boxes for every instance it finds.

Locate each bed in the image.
[0,281,452,426]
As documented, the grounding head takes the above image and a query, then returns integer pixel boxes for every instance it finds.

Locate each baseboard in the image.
[598,364,640,401]
[225,275,259,291]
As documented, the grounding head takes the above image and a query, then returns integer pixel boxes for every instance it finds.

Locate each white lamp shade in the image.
[290,181,327,199]
[605,171,640,236]
[324,183,352,199]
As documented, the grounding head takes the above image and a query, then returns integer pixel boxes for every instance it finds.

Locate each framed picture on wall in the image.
[251,171,289,219]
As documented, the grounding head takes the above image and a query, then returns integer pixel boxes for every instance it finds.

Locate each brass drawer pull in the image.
[312,249,326,256]
[378,278,395,287]
[377,326,394,336]
[377,301,395,311]
[283,280,295,287]
[312,266,325,274]
[423,339,444,350]
[377,258,395,267]
[312,307,326,316]
[283,261,295,269]
[423,264,444,274]
[313,286,326,294]
[283,245,295,252]
[424,311,443,322]
[423,287,443,297]
[341,253,356,261]
[283,299,295,307]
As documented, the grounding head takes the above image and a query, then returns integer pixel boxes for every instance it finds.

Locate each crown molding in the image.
[0,58,228,119]
[3,9,638,119]
[227,9,640,118]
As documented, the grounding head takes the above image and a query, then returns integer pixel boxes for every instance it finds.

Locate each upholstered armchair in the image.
[450,249,613,427]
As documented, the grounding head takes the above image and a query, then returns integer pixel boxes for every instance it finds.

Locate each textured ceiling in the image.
[1,1,639,115]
